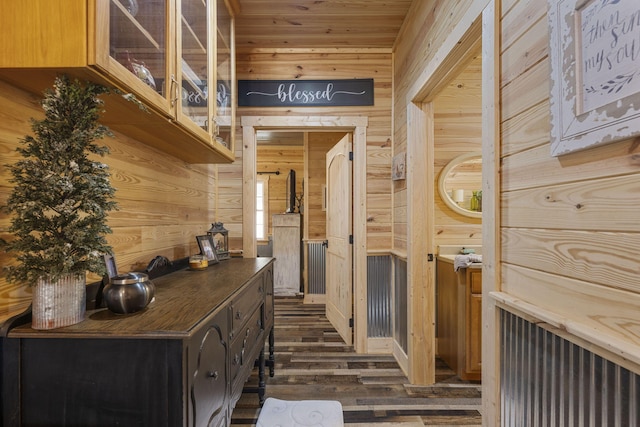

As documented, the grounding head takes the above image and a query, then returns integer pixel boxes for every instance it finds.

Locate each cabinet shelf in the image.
[111,0,161,50]
[0,0,235,164]
[181,15,207,55]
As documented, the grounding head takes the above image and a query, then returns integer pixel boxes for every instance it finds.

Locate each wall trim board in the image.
[491,291,640,376]
[481,1,501,425]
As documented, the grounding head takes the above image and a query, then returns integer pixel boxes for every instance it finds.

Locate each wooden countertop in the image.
[8,258,274,340]
[437,254,482,269]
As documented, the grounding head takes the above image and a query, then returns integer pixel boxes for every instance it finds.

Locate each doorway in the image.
[241,115,370,352]
[404,2,498,386]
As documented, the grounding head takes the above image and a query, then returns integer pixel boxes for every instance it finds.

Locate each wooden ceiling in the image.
[233,0,415,50]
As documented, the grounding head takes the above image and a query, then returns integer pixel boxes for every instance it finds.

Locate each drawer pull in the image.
[235,310,242,320]
[233,354,240,365]
[207,371,219,380]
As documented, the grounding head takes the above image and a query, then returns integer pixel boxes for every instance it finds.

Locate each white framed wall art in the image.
[548,0,640,156]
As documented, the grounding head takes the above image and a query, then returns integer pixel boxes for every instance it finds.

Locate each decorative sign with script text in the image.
[154,79,231,108]
[548,0,640,156]
[238,79,374,107]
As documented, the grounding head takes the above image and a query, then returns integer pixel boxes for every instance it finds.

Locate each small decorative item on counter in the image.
[215,135,228,147]
[120,51,156,90]
[1,76,121,329]
[124,0,138,16]
[207,222,230,260]
[470,191,480,212]
[452,189,464,205]
[103,272,156,314]
[189,254,208,270]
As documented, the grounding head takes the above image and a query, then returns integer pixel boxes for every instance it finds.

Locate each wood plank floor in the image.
[231,297,482,426]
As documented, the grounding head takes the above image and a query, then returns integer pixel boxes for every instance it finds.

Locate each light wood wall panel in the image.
[0,79,219,321]
[393,0,640,409]
[256,144,304,237]
[217,148,243,250]
[392,0,476,253]
[219,51,394,253]
[497,0,640,376]
[433,54,482,248]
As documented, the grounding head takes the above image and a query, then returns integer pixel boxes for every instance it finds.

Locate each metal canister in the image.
[103,272,156,314]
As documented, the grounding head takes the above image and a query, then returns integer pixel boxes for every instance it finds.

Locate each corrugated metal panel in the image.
[367,255,392,337]
[394,258,408,353]
[307,242,326,294]
[501,309,639,426]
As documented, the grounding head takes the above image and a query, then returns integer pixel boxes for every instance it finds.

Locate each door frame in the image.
[241,115,369,353]
[404,0,499,388]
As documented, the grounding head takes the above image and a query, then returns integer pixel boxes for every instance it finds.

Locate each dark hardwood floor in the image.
[231,297,482,426]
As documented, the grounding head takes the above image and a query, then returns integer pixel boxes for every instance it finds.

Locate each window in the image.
[256,176,269,240]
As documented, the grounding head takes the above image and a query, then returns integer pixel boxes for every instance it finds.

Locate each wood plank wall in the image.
[0,80,219,322]
[255,132,343,242]
[498,0,640,367]
[433,54,482,247]
[256,144,304,238]
[395,0,640,418]
[219,50,394,252]
[393,0,477,252]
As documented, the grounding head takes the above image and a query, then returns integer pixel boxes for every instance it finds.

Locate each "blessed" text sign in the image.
[238,79,374,107]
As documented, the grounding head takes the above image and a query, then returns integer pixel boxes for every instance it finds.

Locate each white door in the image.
[325,134,353,345]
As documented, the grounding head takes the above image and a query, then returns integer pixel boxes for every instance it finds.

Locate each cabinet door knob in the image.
[207,371,219,380]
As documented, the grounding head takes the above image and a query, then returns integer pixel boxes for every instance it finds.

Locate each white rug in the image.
[257,397,344,427]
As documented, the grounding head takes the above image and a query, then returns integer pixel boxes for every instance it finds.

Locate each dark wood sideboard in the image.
[1,257,275,427]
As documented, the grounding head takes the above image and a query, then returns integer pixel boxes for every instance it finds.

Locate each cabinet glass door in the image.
[215,0,234,150]
[179,0,212,135]
[109,0,168,105]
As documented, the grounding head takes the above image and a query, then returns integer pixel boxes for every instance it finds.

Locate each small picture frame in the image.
[196,235,219,264]
[103,254,118,278]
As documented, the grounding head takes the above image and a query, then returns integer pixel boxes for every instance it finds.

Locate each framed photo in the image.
[103,254,118,278]
[196,235,219,264]
[548,0,640,156]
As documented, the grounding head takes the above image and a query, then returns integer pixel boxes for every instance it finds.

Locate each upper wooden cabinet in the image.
[0,0,236,163]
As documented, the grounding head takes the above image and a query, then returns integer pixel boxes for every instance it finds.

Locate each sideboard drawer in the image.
[230,276,263,339]
[229,308,263,407]
[263,266,274,332]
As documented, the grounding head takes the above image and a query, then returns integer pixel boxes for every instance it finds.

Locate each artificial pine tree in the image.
[2,75,118,286]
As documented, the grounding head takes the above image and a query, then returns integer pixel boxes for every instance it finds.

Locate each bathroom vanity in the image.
[436,255,482,381]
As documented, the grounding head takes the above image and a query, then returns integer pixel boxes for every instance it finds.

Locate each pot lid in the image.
[110,272,150,285]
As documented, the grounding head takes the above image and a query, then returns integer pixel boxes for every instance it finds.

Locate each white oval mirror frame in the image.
[438,152,482,219]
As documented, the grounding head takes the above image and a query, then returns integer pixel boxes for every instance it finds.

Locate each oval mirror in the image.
[438,152,482,219]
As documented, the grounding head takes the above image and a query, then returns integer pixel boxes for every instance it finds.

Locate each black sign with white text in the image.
[238,79,374,107]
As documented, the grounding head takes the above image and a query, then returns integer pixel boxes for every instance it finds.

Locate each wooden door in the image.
[325,134,353,346]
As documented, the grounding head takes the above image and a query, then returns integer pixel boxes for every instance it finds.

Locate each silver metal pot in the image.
[103,272,155,314]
